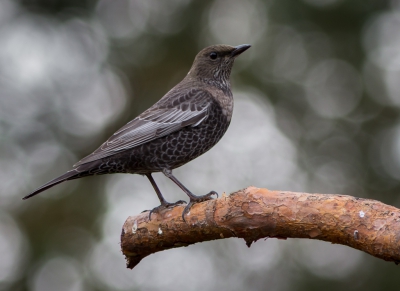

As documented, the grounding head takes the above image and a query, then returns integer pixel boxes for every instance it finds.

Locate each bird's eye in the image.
[209,52,218,60]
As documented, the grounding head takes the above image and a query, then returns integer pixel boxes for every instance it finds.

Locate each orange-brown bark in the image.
[121,186,400,269]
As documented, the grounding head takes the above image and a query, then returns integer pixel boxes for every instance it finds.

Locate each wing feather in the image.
[73,88,212,167]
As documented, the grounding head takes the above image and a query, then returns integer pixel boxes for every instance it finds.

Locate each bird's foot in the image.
[148,200,187,220]
[182,191,218,222]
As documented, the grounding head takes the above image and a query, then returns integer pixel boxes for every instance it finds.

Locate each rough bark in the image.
[121,186,400,269]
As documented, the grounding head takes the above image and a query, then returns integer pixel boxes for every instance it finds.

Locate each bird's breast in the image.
[212,89,234,122]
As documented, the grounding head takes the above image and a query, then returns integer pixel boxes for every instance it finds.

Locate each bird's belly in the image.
[133,114,230,172]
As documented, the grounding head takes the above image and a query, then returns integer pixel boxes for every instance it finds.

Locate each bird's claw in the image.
[148,200,187,221]
[182,190,218,222]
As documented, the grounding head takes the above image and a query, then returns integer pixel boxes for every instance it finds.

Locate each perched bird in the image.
[23,44,251,220]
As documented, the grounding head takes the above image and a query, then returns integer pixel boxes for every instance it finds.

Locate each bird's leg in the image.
[146,173,186,220]
[162,169,218,222]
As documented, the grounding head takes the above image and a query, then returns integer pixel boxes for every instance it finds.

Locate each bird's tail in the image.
[23,169,81,200]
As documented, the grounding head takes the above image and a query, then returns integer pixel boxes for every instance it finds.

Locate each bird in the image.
[23,44,251,221]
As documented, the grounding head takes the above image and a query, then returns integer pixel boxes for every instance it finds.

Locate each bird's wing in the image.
[73,88,213,167]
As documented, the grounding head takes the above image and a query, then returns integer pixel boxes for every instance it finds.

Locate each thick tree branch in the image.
[121,186,400,269]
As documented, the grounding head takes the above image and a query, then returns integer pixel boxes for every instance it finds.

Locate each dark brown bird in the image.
[23,44,251,220]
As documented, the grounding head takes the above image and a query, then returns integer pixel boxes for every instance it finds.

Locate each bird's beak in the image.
[231,44,251,57]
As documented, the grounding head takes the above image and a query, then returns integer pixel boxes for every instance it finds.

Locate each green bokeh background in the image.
[1,0,400,290]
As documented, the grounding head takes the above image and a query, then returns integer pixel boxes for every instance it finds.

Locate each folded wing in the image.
[74,88,212,167]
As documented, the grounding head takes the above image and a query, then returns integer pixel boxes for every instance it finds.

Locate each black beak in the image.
[231,44,251,57]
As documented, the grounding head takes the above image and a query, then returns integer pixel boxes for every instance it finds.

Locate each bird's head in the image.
[187,44,251,84]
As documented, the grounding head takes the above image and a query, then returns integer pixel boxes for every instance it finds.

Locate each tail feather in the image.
[23,170,80,200]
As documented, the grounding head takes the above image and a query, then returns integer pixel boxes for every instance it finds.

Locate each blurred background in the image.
[1,0,400,290]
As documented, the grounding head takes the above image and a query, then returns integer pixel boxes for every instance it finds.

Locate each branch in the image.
[120,186,400,269]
